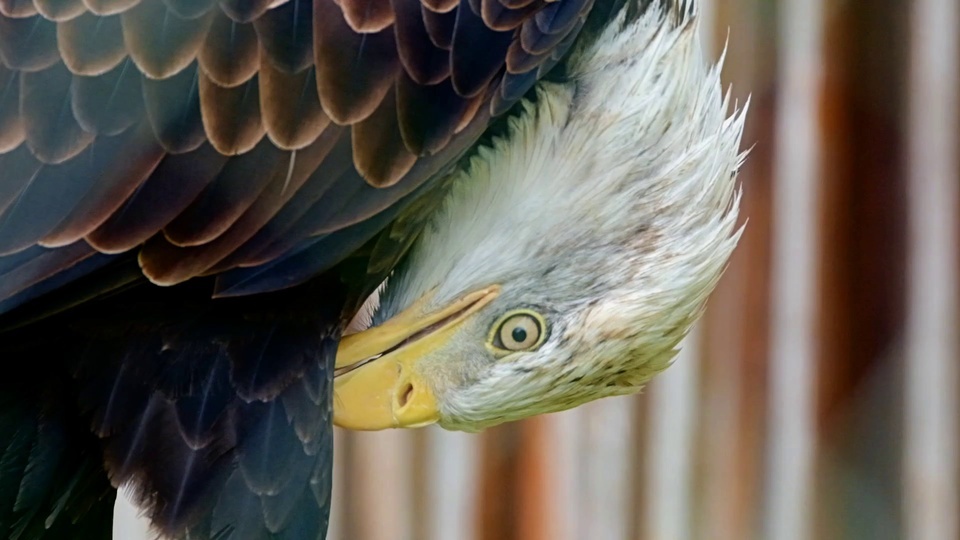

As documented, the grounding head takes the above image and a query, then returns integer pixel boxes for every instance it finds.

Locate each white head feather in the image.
[375,2,748,431]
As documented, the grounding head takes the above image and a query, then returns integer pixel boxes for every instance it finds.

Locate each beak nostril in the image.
[398,382,414,408]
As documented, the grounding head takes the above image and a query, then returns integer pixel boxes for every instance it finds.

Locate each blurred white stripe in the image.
[580,396,636,540]
[765,0,824,538]
[645,328,701,540]
[425,428,480,540]
[539,408,583,540]
[904,0,960,539]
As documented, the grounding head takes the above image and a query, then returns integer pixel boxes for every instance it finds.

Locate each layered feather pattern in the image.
[0,274,355,539]
[0,0,592,305]
[0,0,612,538]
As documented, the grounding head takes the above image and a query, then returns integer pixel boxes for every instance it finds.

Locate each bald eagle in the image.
[0,0,745,538]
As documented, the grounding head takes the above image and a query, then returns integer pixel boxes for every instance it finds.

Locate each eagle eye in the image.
[489,310,547,353]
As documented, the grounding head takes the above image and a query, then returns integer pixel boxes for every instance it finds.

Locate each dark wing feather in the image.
[161,138,283,249]
[0,0,608,538]
[235,178,365,272]
[0,146,38,216]
[534,0,586,33]
[450,0,514,97]
[140,130,338,285]
[0,0,37,17]
[313,0,400,126]
[0,0,589,297]
[83,0,141,17]
[198,72,265,155]
[164,0,217,19]
[339,0,394,33]
[212,212,394,297]
[0,66,23,152]
[396,73,473,156]
[0,346,116,540]
[351,87,417,185]
[421,0,458,13]
[259,61,330,150]
[0,148,98,255]
[520,0,592,54]
[87,143,230,253]
[0,15,59,71]
[119,1,213,80]
[141,62,207,153]
[70,59,144,135]
[172,354,234,450]
[219,0,273,23]
[0,242,95,302]
[15,277,344,539]
[198,10,259,87]
[38,123,163,248]
[500,0,536,8]
[421,4,456,48]
[481,0,539,30]
[20,63,94,164]
[253,1,314,74]
[33,0,87,22]
[392,0,449,85]
[206,131,353,271]
[57,12,126,76]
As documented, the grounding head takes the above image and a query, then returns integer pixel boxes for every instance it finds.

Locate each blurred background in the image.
[326,0,959,539]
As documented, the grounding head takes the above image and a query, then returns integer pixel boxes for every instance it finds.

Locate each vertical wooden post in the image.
[645,329,701,540]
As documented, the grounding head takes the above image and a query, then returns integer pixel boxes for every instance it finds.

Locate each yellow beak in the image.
[333,286,500,430]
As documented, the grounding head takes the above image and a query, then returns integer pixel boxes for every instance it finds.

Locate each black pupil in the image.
[511,326,528,343]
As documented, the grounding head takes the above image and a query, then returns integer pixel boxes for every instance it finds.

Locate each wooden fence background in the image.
[325,0,960,539]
